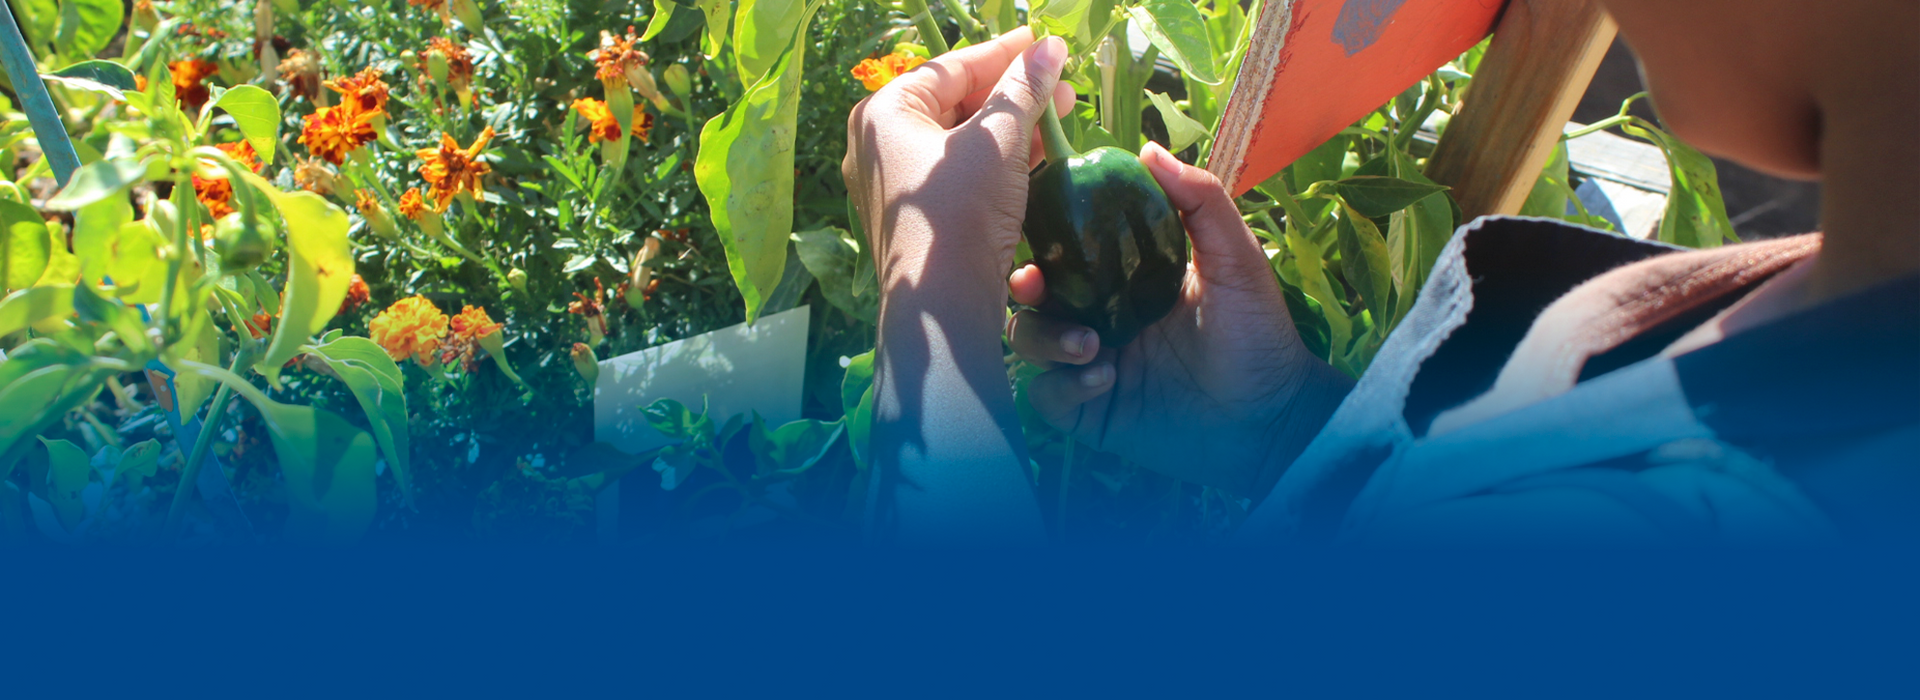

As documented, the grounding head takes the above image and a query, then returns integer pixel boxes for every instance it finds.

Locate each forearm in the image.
[866,224,1044,545]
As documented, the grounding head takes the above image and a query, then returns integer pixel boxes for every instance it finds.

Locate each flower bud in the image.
[213,213,272,271]
[451,0,485,31]
[356,190,400,241]
[571,343,600,385]
[506,267,528,295]
[624,236,661,310]
[662,64,690,100]
[427,50,451,85]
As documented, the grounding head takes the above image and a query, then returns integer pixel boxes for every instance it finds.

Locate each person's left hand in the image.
[842,27,1076,294]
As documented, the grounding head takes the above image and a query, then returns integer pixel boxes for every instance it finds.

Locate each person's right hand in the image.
[1007,142,1353,497]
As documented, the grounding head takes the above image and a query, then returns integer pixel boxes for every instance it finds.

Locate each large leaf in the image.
[0,285,76,338]
[229,177,354,386]
[793,227,876,323]
[207,86,281,165]
[16,0,58,49]
[70,191,133,288]
[1336,201,1393,330]
[1331,176,1451,219]
[0,364,100,483]
[172,361,378,544]
[35,437,89,531]
[45,157,146,210]
[41,60,138,101]
[695,0,732,59]
[1031,0,1094,42]
[734,0,808,85]
[1629,123,1735,248]
[110,439,161,491]
[54,0,123,60]
[840,350,875,468]
[694,0,823,322]
[0,199,51,292]
[302,334,412,503]
[640,0,679,41]
[1384,148,1455,330]
[1128,0,1221,85]
[1145,90,1208,152]
[1284,225,1351,372]
[102,219,168,303]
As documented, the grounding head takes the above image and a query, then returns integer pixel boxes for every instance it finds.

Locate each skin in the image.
[844,3,1918,542]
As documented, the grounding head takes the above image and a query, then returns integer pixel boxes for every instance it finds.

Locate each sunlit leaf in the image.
[0,199,51,292]
[1519,141,1571,219]
[70,192,134,288]
[1284,226,1352,373]
[734,0,807,84]
[302,335,412,503]
[0,285,75,338]
[45,157,145,211]
[694,0,823,322]
[226,177,354,387]
[695,0,732,59]
[1129,0,1221,84]
[207,86,282,165]
[1331,176,1451,219]
[35,437,89,531]
[54,0,122,60]
[1336,201,1393,329]
[1145,90,1208,152]
[840,350,875,468]
[41,60,138,100]
[640,0,679,41]
[1628,122,1736,248]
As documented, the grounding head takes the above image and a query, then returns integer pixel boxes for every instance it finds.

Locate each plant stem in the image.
[162,343,252,541]
[1038,101,1078,164]
[944,1,989,44]
[899,0,951,56]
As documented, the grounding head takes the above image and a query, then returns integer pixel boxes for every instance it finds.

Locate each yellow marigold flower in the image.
[415,126,494,210]
[851,51,928,92]
[369,295,450,366]
[171,59,221,110]
[278,48,324,103]
[299,103,379,165]
[571,99,652,144]
[192,141,262,220]
[325,68,390,115]
[396,187,432,219]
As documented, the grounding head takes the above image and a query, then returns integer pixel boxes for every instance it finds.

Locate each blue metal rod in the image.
[0,0,80,186]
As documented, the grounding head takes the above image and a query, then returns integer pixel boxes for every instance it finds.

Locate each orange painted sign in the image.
[1210,0,1505,195]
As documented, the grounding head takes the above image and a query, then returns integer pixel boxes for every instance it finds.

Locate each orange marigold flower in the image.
[244,312,273,339]
[369,295,450,366]
[191,141,262,219]
[589,27,647,83]
[170,59,221,110]
[134,74,148,92]
[415,126,493,210]
[568,278,613,344]
[571,98,654,144]
[851,51,928,92]
[339,274,370,315]
[299,103,379,165]
[419,37,476,88]
[396,187,432,219]
[449,305,503,341]
[325,68,390,115]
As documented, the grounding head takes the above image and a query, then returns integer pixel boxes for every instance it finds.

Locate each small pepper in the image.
[1021,104,1187,348]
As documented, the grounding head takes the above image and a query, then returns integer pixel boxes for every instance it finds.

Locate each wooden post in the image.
[1424,0,1618,220]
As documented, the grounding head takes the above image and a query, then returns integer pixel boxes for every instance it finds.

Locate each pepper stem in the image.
[1039,100,1078,164]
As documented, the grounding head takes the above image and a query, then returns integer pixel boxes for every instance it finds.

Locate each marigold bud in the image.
[506,267,528,294]
[571,343,600,385]
[663,64,690,100]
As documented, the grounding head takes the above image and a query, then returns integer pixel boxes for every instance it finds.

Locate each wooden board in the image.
[1209,0,1506,196]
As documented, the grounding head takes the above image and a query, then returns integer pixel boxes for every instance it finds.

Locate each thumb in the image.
[1139,141,1271,281]
[964,34,1069,164]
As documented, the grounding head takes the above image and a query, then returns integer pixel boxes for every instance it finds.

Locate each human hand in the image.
[1007,142,1353,496]
[842,27,1076,294]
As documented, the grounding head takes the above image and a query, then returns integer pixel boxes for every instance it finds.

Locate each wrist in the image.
[1247,352,1355,503]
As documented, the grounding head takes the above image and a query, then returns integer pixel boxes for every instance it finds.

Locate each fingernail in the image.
[1081,363,1113,388]
[1033,36,1067,75]
[1145,143,1182,178]
[1061,329,1089,358]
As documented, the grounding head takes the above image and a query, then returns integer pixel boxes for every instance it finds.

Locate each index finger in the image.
[880,26,1036,120]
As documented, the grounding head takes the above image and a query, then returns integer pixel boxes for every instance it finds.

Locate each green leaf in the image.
[17,0,58,50]
[0,285,76,338]
[1628,122,1736,248]
[70,191,133,288]
[1145,90,1208,152]
[793,227,877,324]
[694,0,824,323]
[54,0,122,60]
[1336,201,1393,328]
[695,0,732,59]
[35,437,90,531]
[102,219,167,303]
[1278,279,1332,362]
[44,157,145,211]
[640,0,679,41]
[1031,0,1094,43]
[41,60,138,100]
[1,199,52,293]
[1384,148,1455,330]
[112,439,161,490]
[302,335,412,504]
[207,86,281,166]
[1284,226,1351,370]
[230,180,354,387]
[0,364,100,484]
[1331,176,1451,219]
[840,350,875,468]
[1519,141,1571,219]
[734,0,807,85]
[172,361,378,544]
[1128,0,1222,85]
